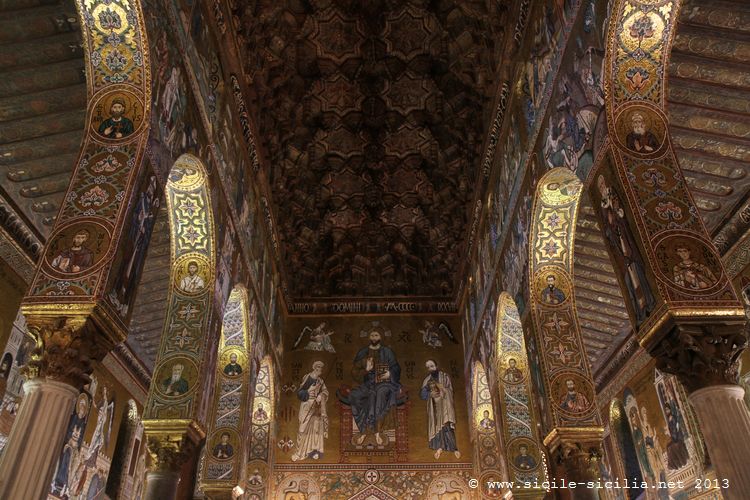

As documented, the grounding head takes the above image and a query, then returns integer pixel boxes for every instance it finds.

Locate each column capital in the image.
[21,304,122,390]
[643,312,748,393]
[143,419,205,473]
[543,427,603,454]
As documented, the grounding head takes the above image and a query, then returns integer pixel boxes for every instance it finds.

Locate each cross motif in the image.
[542,239,560,257]
[173,328,193,348]
[183,226,201,245]
[556,342,575,363]
[178,303,199,321]
[180,199,199,217]
[543,313,569,336]
[364,469,380,484]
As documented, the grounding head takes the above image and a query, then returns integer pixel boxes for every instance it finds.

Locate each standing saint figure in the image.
[179,261,205,293]
[558,379,590,413]
[98,98,134,139]
[420,359,460,459]
[629,407,655,482]
[672,246,717,290]
[661,383,690,470]
[598,175,655,324]
[51,395,89,495]
[51,229,94,273]
[347,329,401,446]
[640,407,666,479]
[292,361,329,461]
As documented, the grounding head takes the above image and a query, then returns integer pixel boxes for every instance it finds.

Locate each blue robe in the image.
[349,345,401,434]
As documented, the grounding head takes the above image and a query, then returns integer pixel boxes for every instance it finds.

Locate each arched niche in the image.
[201,286,253,494]
[494,292,546,486]
[144,153,215,421]
[608,399,644,500]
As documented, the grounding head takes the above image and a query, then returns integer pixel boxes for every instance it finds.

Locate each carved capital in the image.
[24,315,113,390]
[555,440,602,483]
[649,321,748,393]
[146,432,196,473]
[143,419,205,473]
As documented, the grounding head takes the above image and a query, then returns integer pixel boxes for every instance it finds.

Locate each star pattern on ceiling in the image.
[236,0,508,300]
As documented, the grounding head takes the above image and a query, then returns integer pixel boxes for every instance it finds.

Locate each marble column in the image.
[552,442,601,500]
[0,314,112,498]
[688,385,750,500]
[143,420,202,500]
[144,471,181,500]
[0,379,78,498]
[649,320,750,500]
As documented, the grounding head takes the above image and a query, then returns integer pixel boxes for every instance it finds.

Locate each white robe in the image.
[179,274,205,293]
[422,371,456,441]
[292,373,328,461]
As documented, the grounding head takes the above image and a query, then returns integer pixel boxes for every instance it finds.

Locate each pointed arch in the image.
[528,167,602,448]
[246,354,275,498]
[607,399,644,500]
[144,154,215,423]
[494,292,545,485]
[622,389,667,486]
[201,286,253,494]
[470,362,505,489]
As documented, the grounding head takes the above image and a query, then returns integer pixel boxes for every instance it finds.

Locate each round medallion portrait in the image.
[653,233,724,293]
[613,104,667,158]
[209,429,239,462]
[173,254,211,296]
[550,373,595,418]
[538,170,582,206]
[154,357,199,399]
[507,437,541,473]
[91,90,145,142]
[219,348,247,378]
[474,403,496,433]
[498,352,527,385]
[44,220,113,278]
[533,267,572,308]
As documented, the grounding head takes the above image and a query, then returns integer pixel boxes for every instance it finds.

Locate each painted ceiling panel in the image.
[0,0,85,238]
[668,0,750,235]
[574,200,631,373]
[235,0,509,301]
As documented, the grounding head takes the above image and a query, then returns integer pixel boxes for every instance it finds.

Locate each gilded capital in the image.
[23,313,112,390]
[143,419,205,473]
[145,433,196,473]
[648,320,748,393]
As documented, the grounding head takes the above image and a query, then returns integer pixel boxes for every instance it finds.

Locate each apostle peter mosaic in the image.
[420,359,460,459]
[292,361,329,461]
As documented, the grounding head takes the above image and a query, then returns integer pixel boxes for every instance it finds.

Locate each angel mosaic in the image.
[292,322,335,353]
[419,320,457,349]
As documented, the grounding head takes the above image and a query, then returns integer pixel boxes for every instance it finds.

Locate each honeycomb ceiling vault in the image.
[235,0,509,302]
